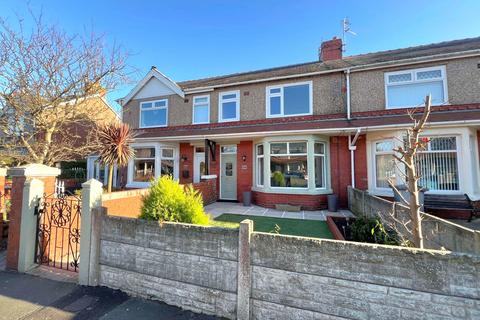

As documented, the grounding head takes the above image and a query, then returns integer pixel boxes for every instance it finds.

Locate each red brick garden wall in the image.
[252,192,328,210]
[193,178,218,205]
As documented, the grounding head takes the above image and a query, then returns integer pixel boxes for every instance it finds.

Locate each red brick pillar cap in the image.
[0,168,6,177]
[7,164,61,177]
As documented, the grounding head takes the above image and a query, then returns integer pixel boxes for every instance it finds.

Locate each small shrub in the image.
[351,215,399,245]
[139,175,210,225]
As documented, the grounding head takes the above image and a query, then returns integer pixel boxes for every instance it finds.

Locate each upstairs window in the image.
[140,99,168,128]
[266,82,312,117]
[219,91,240,122]
[385,66,447,109]
[193,95,210,124]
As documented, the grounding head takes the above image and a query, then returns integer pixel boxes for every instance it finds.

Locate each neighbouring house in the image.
[0,91,120,191]
[111,36,480,218]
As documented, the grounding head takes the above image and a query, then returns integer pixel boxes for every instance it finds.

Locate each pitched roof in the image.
[177,37,480,90]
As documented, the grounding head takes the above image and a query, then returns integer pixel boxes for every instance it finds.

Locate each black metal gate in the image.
[34,193,82,272]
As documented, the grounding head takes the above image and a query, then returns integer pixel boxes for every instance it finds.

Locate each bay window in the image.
[417,136,459,191]
[128,144,178,187]
[266,81,312,117]
[254,138,328,192]
[385,66,447,109]
[193,95,210,124]
[270,142,308,188]
[372,136,460,193]
[133,147,156,182]
[140,99,168,128]
[219,91,240,122]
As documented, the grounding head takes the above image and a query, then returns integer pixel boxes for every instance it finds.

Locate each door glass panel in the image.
[225,162,233,176]
[221,146,237,153]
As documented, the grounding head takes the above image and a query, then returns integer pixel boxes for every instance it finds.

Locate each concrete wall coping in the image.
[7,164,61,177]
[0,167,7,177]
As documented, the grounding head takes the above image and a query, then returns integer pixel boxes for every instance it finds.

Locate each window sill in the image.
[139,124,167,129]
[266,112,313,119]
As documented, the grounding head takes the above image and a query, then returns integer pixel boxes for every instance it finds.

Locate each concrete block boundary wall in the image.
[89,210,480,320]
[348,186,480,255]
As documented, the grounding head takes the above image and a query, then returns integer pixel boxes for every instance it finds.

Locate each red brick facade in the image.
[253,191,328,210]
[179,143,194,185]
[6,175,56,271]
[236,141,253,203]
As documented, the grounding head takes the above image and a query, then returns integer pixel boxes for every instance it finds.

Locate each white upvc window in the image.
[132,147,156,183]
[266,81,313,118]
[416,136,460,192]
[219,91,240,122]
[384,65,448,109]
[192,95,210,124]
[256,144,264,187]
[270,141,308,188]
[373,140,395,190]
[140,99,168,128]
[314,142,326,189]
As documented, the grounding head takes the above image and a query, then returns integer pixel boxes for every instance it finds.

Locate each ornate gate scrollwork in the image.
[34,192,81,272]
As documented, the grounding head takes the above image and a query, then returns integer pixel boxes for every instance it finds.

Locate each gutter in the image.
[182,49,480,94]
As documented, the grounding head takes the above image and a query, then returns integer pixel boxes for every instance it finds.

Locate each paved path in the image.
[205,202,354,220]
[0,270,221,320]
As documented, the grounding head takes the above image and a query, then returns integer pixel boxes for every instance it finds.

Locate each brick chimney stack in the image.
[319,37,343,61]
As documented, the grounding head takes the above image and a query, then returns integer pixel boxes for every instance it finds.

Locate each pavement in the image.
[0,269,222,320]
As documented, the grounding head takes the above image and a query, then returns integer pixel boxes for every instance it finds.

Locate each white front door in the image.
[220,146,237,200]
[194,152,206,183]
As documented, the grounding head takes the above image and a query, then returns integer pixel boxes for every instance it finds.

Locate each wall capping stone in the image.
[7,164,60,177]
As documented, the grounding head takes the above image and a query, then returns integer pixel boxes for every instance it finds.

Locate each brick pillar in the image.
[6,164,60,271]
[0,168,6,240]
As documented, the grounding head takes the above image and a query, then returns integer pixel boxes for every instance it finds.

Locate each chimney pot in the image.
[319,37,343,62]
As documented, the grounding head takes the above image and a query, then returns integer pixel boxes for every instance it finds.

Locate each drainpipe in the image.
[349,129,361,188]
[345,68,351,120]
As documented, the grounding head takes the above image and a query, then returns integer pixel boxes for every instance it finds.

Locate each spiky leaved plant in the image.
[98,122,136,192]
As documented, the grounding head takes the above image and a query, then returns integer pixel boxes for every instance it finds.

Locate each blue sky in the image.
[1,0,479,112]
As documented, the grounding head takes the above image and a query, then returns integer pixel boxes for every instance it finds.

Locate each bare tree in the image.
[388,95,432,249]
[0,12,129,165]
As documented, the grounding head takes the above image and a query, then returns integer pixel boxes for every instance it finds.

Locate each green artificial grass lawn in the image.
[212,214,334,239]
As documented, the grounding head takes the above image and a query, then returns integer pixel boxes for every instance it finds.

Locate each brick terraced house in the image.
[115,37,480,217]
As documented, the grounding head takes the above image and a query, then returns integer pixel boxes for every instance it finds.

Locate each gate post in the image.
[79,179,103,286]
[6,164,60,271]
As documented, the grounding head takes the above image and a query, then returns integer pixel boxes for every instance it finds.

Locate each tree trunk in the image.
[107,164,114,193]
[406,154,424,249]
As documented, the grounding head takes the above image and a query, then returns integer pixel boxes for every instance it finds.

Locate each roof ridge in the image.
[342,36,480,60]
[177,36,480,87]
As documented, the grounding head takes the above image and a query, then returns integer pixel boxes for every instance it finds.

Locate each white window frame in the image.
[416,135,462,194]
[266,81,313,118]
[219,90,240,122]
[139,99,168,128]
[384,65,448,109]
[314,141,327,189]
[269,141,309,190]
[255,144,264,187]
[192,95,210,124]
[130,146,156,186]
[372,139,395,191]
[127,143,179,188]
